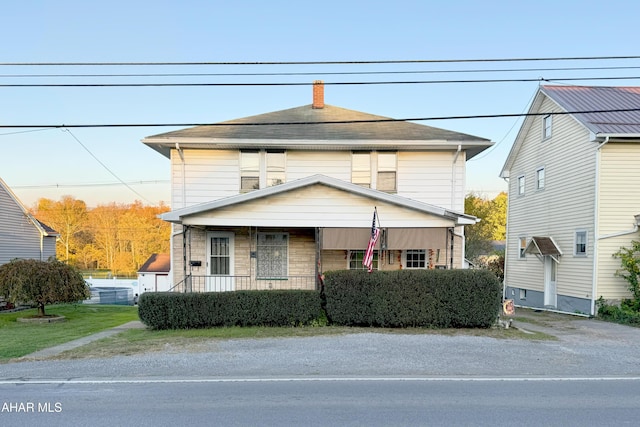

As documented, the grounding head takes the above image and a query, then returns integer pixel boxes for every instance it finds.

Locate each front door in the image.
[206,232,235,292]
[544,256,557,308]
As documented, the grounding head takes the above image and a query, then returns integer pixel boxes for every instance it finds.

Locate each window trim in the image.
[519,236,527,259]
[376,151,397,193]
[348,249,378,271]
[543,114,552,139]
[256,232,289,279]
[240,150,260,192]
[574,230,588,257]
[517,175,526,196]
[404,249,427,269]
[351,152,372,188]
[536,167,545,190]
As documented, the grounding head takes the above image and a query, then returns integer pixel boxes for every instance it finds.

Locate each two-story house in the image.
[0,177,58,266]
[142,81,493,292]
[500,85,640,315]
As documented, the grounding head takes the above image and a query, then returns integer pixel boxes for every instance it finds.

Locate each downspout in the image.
[174,142,186,292]
[591,136,609,315]
[451,145,462,210]
[502,177,510,301]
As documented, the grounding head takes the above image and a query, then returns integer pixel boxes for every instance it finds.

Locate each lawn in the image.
[0,304,139,361]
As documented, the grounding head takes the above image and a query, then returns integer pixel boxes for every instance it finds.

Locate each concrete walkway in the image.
[21,320,146,360]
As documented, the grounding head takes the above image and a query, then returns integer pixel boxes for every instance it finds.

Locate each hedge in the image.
[323,269,501,328]
[138,290,323,329]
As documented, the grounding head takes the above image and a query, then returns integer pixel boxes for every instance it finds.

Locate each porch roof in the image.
[161,174,478,227]
[525,236,563,257]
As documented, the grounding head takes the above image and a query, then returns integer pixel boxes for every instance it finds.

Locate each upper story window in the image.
[536,168,545,190]
[240,151,260,191]
[240,150,286,191]
[377,152,397,192]
[352,152,371,187]
[517,175,525,196]
[266,151,285,187]
[574,230,587,256]
[543,115,552,139]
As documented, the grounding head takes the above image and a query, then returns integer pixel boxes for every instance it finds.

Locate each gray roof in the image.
[541,85,640,136]
[143,104,492,159]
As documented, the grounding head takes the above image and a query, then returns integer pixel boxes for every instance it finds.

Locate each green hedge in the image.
[138,290,323,329]
[323,269,501,328]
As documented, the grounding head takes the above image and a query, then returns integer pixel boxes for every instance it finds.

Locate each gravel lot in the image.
[4,309,640,381]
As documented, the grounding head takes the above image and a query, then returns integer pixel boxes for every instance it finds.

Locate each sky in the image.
[1,0,639,208]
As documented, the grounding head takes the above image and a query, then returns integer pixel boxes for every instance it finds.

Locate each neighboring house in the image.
[142,81,492,292]
[0,177,58,265]
[137,253,171,293]
[500,85,640,315]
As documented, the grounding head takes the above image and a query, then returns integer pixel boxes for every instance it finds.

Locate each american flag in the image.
[363,209,380,273]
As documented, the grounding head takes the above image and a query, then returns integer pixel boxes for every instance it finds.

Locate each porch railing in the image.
[169,275,318,293]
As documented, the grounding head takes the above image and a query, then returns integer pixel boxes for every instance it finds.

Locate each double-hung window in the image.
[519,237,527,259]
[377,152,397,192]
[536,168,545,190]
[240,151,260,191]
[256,233,288,279]
[574,230,587,256]
[266,151,285,187]
[517,175,525,196]
[543,115,552,139]
[352,152,371,187]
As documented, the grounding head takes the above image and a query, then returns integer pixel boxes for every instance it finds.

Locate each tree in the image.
[0,259,90,317]
[464,192,508,260]
[33,196,89,263]
[613,240,640,303]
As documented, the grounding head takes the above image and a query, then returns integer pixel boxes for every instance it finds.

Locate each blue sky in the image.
[1,0,639,207]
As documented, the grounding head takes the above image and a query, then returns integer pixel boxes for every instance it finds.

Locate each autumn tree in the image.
[33,196,88,264]
[464,192,507,260]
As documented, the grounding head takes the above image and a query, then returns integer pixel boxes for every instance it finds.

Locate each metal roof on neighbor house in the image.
[541,85,640,136]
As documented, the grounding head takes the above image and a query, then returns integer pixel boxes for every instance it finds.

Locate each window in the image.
[266,151,285,187]
[575,230,587,256]
[377,152,397,192]
[352,152,371,187]
[256,233,288,278]
[517,175,525,195]
[536,168,545,190]
[349,250,378,270]
[240,151,260,191]
[405,249,426,269]
[519,237,527,259]
[543,115,552,139]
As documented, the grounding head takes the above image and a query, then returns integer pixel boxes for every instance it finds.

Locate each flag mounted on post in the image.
[363,208,380,273]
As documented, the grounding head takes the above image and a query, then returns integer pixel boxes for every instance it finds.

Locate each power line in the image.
[13,180,169,189]
[0,75,639,88]
[2,107,639,129]
[3,65,640,79]
[2,55,640,66]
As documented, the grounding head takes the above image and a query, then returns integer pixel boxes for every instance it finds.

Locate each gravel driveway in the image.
[4,309,640,381]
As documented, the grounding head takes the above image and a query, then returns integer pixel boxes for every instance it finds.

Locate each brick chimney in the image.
[312,80,324,109]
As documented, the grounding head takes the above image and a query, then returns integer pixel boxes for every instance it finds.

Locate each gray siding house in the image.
[0,177,58,265]
[500,85,640,315]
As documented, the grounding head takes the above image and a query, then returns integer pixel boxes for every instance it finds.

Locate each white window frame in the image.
[376,152,397,193]
[543,115,552,139]
[404,249,426,269]
[352,152,371,187]
[536,167,545,190]
[519,236,527,259]
[517,175,525,196]
[240,151,260,192]
[348,249,378,271]
[574,230,588,257]
[266,151,286,187]
[256,232,289,279]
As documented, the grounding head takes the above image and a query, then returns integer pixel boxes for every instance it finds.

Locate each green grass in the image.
[0,304,139,361]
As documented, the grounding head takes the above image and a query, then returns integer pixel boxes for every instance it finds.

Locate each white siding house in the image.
[501,85,640,315]
[0,177,58,266]
[142,82,493,291]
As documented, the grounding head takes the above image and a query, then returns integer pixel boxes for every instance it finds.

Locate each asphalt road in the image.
[2,378,640,426]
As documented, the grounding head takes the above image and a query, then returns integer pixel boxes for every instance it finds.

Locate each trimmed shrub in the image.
[138,290,323,330]
[324,269,501,328]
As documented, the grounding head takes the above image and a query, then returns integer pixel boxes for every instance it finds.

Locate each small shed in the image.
[137,253,171,293]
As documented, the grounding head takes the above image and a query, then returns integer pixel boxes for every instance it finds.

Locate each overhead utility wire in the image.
[1,75,639,88]
[3,65,640,78]
[2,55,640,66]
[3,108,639,129]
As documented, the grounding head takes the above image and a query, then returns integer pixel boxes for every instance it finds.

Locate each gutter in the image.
[451,144,462,210]
[590,137,608,315]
